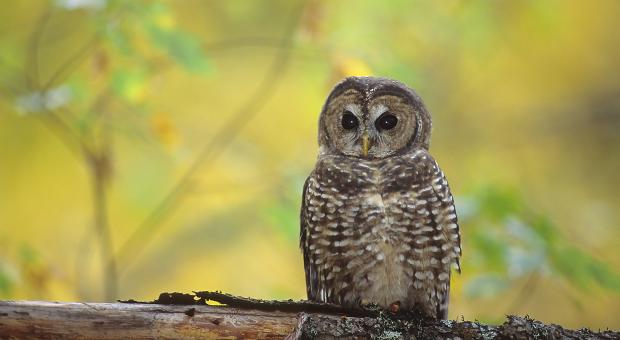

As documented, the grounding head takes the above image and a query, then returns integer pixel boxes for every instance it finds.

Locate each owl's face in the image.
[318,77,432,159]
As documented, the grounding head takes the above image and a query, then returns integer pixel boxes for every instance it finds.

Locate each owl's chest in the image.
[316,159,413,243]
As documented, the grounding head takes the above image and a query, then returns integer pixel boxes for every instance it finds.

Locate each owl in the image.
[300,76,461,319]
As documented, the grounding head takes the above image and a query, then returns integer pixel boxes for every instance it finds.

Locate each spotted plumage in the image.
[300,76,461,319]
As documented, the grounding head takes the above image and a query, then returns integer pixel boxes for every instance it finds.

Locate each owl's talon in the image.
[389,301,401,314]
[357,300,381,313]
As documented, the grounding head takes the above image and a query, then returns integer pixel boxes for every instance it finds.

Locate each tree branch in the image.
[27,6,53,88]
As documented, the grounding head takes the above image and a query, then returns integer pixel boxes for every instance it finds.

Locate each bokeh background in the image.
[1,0,619,330]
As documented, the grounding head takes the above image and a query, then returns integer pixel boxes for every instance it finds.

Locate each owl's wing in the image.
[413,153,462,318]
[427,159,461,272]
[300,175,320,301]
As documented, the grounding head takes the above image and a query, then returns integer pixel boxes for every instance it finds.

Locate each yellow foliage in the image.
[333,55,373,78]
[0,0,618,330]
[151,113,179,149]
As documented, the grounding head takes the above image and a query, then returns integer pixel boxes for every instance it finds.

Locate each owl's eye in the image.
[375,113,398,131]
[341,111,359,130]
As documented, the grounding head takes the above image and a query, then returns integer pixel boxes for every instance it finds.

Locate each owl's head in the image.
[318,76,432,159]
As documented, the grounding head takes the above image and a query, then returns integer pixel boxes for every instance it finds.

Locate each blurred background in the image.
[1,0,619,330]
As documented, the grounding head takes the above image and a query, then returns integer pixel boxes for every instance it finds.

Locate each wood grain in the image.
[0,301,297,339]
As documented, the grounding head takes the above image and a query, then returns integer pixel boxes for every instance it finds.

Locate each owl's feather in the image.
[301,150,460,319]
[302,76,460,320]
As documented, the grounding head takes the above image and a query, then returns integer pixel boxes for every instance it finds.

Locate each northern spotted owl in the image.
[300,76,461,319]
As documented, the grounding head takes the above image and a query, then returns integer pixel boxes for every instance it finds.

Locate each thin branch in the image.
[0,35,91,160]
[504,271,541,314]
[0,56,36,92]
[40,8,129,92]
[204,37,292,53]
[121,291,377,317]
[113,2,306,276]
[40,109,93,160]
[41,34,101,92]
[22,6,119,302]
[27,6,53,88]
[90,150,118,301]
[74,228,94,301]
[21,5,97,159]
[0,64,88,161]
[192,291,375,317]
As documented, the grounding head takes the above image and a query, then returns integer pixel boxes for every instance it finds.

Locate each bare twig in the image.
[74,228,94,301]
[113,1,307,276]
[91,153,117,301]
[27,6,53,88]
[24,7,94,157]
[41,34,101,92]
[505,271,541,315]
[40,108,93,159]
[12,1,307,301]
[192,291,375,317]
[0,47,92,160]
[23,5,95,160]
[121,291,376,317]
[204,37,292,53]
[41,8,129,91]
[22,6,118,302]
[90,149,117,301]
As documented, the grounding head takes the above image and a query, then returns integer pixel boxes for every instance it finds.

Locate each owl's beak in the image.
[362,133,371,157]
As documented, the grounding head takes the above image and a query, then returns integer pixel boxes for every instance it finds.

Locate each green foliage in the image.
[0,244,41,297]
[262,176,307,242]
[111,69,147,102]
[118,1,210,73]
[145,24,211,74]
[0,262,14,296]
[0,0,618,328]
[464,274,508,299]
[461,184,620,298]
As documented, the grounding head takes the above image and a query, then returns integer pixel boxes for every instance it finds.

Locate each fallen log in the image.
[0,292,618,339]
